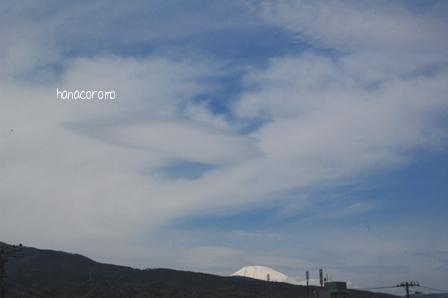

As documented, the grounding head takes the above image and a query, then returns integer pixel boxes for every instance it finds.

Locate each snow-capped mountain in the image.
[231,266,288,282]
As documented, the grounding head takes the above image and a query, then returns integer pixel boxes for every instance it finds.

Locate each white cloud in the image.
[233,54,448,195]
[71,119,255,165]
[253,0,448,55]
[0,55,237,249]
[233,0,448,192]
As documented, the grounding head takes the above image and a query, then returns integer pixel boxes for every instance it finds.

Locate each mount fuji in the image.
[231,266,289,283]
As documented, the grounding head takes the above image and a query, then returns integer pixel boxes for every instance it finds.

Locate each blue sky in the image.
[1,0,448,292]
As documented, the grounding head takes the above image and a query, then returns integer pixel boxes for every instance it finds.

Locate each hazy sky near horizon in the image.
[1,0,448,291]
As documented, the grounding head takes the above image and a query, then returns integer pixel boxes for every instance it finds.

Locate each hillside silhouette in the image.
[1,242,399,298]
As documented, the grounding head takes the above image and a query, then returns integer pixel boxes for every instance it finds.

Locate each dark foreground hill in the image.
[1,242,397,298]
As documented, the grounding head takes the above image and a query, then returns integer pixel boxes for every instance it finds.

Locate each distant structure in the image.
[325,282,347,290]
[324,281,349,298]
[305,269,350,298]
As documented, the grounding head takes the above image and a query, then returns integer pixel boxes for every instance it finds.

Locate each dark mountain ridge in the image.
[0,241,398,298]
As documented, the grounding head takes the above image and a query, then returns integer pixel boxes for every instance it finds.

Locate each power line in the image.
[360,286,398,290]
[360,282,448,296]
[360,281,421,298]
[418,285,448,293]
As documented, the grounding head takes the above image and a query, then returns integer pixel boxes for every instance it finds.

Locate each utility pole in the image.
[396,281,420,298]
[0,244,23,298]
[306,271,309,298]
[0,252,6,298]
[319,269,324,288]
[1,249,6,298]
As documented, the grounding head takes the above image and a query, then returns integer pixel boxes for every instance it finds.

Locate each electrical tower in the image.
[396,281,420,298]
